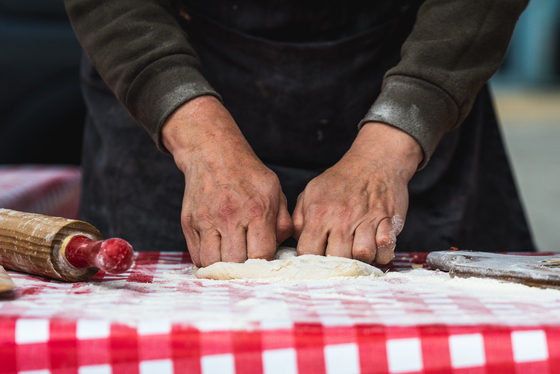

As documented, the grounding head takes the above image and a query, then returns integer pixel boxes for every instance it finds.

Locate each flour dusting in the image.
[5,253,560,331]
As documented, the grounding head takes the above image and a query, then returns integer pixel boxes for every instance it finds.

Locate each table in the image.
[2,252,560,374]
[0,165,81,219]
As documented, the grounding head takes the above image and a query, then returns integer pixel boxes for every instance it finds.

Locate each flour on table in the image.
[194,247,384,280]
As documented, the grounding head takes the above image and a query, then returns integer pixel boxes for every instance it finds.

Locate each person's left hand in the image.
[292,122,422,264]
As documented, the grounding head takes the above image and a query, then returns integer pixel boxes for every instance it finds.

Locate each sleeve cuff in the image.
[125,54,222,153]
[358,76,459,169]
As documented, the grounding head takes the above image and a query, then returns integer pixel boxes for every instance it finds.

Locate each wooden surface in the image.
[0,209,102,282]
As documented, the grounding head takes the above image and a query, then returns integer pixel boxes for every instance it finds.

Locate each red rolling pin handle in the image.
[63,235,134,274]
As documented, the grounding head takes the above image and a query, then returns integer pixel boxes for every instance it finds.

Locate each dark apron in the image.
[79,1,536,253]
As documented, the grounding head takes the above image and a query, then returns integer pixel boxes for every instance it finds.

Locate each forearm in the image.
[162,96,256,171]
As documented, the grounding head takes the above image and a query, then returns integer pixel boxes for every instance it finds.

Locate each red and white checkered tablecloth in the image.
[0,165,81,219]
[2,252,560,374]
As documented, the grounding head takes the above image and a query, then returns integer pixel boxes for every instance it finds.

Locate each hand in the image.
[292,122,422,264]
[162,96,293,267]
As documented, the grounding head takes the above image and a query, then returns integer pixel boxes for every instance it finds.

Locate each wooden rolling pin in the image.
[0,209,133,282]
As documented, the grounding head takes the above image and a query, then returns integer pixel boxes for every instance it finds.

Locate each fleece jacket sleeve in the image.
[64,0,222,153]
[359,0,529,168]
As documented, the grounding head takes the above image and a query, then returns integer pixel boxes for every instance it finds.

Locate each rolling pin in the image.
[0,209,133,282]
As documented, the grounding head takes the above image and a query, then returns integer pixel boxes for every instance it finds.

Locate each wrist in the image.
[162,96,262,174]
[161,95,222,154]
[350,122,423,177]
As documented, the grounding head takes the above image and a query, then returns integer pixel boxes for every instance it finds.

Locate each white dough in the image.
[194,247,384,280]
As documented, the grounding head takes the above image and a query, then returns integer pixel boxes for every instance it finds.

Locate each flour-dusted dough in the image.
[194,247,384,280]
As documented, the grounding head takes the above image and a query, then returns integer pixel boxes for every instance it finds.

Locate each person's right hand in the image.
[161,96,293,268]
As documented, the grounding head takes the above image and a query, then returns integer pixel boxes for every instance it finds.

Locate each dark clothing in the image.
[71,0,535,253]
[179,3,416,169]
[65,0,529,166]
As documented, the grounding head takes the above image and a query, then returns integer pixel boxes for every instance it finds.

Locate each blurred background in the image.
[491,0,560,252]
[0,0,84,165]
[0,0,558,251]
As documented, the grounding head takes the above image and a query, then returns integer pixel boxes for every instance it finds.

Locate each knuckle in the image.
[353,245,375,263]
[218,200,239,221]
[306,177,321,189]
[196,211,215,231]
[257,170,281,193]
[247,199,268,219]
[266,171,281,187]
[377,233,395,250]
[338,206,355,225]
[307,203,329,219]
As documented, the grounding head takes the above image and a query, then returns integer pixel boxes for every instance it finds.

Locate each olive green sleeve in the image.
[360,0,529,167]
[63,0,221,153]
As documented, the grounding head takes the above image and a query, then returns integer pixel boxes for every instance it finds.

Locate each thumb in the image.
[374,215,404,264]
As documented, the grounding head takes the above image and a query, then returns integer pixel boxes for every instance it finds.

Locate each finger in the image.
[352,221,377,264]
[220,227,248,263]
[296,223,328,256]
[374,217,397,264]
[184,228,202,267]
[325,231,353,259]
[276,194,294,244]
[247,219,277,260]
[292,193,304,240]
[199,230,222,267]
[182,213,202,267]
